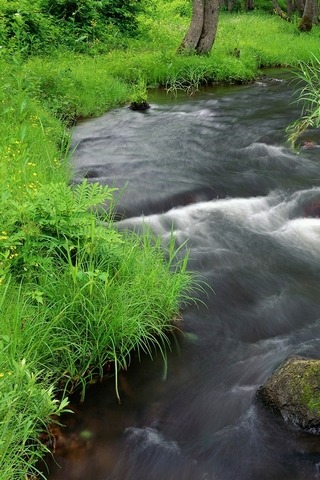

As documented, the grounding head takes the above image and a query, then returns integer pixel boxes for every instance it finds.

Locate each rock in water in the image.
[257,355,320,433]
[129,101,150,111]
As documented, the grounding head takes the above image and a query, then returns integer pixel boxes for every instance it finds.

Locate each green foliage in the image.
[41,0,144,34]
[255,0,287,12]
[31,227,191,400]
[0,0,147,54]
[0,61,69,197]
[0,181,119,283]
[0,355,68,480]
[153,0,192,17]
[22,57,129,123]
[0,178,192,474]
[0,0,59,55]
[220,0,287,13]
[0,180,192,402]
[129,76,149,103]
[287,55,320,146]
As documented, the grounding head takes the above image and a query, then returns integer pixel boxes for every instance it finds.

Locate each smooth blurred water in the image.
[48,70,320,480]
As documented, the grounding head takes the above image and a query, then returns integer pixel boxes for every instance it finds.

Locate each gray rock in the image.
[257,355,320,433]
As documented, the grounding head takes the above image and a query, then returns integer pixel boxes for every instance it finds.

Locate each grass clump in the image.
[0,178,192,394]
[0,158,192,478]
[287,54,320,146]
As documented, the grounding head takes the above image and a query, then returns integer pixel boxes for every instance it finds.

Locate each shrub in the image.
[0,179,192,401]
[0,0,58,54]
[40,0,145,38]
[0,0,146,54]
[0,181,119,283]
[0,354,68,480]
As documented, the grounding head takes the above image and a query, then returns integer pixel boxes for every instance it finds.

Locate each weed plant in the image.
[0,350,69,480]
[287,55,320,145]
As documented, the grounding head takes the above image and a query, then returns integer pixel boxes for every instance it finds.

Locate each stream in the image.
[48,70,320,480]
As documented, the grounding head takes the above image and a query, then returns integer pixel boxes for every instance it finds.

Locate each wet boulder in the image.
[129,101,150,111]
[257,355,320,433]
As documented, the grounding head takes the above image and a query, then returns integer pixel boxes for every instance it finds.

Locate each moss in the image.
[301,365,320,414]
[257,356,320,432]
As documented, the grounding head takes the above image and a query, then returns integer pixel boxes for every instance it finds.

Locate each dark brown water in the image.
[48,70,320,480]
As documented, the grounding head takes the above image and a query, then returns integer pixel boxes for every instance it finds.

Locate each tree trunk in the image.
[196,0,220,53]
[227,0,235,12]
[245,0,255,11]
[294,0,305,16]
[299,0,318,30]
[272,0,291,20]
[178,0,220,55]
[313,0,319,24]
[287,0,295,16]
[178,0,204,52]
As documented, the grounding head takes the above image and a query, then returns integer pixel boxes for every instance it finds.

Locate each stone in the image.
[257,355,320,433]
[129,101,150,111]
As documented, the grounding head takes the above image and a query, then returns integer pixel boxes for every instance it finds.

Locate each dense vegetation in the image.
[0,0,144,53]
[1,0,320,478]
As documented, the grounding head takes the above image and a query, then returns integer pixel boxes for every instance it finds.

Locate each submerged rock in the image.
[129,101,150,111]
[257,355,320,433]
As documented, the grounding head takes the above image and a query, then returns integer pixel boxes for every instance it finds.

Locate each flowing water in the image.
[48,70,320,480]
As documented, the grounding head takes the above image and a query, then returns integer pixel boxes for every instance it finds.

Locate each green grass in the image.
[0,348,69,480]
[0,67,192,475]
[1,5,320,479]
[286,54,320,144]
[3,12,319,127]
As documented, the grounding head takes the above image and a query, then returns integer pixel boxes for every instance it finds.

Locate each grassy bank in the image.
[1,5,320,479]
[3,12,320,126]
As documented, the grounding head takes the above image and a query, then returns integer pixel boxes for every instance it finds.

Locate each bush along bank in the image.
[0,62,192,479]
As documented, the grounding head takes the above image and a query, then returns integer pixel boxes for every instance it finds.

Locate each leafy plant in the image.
[0,180,119,283]
[129,76,150,109]
[40,0,145,34]
[0,355,69,480]
[0,177,192,404]
[287,54,320,147]
[0,0,59,55]
[0,0,146,54]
